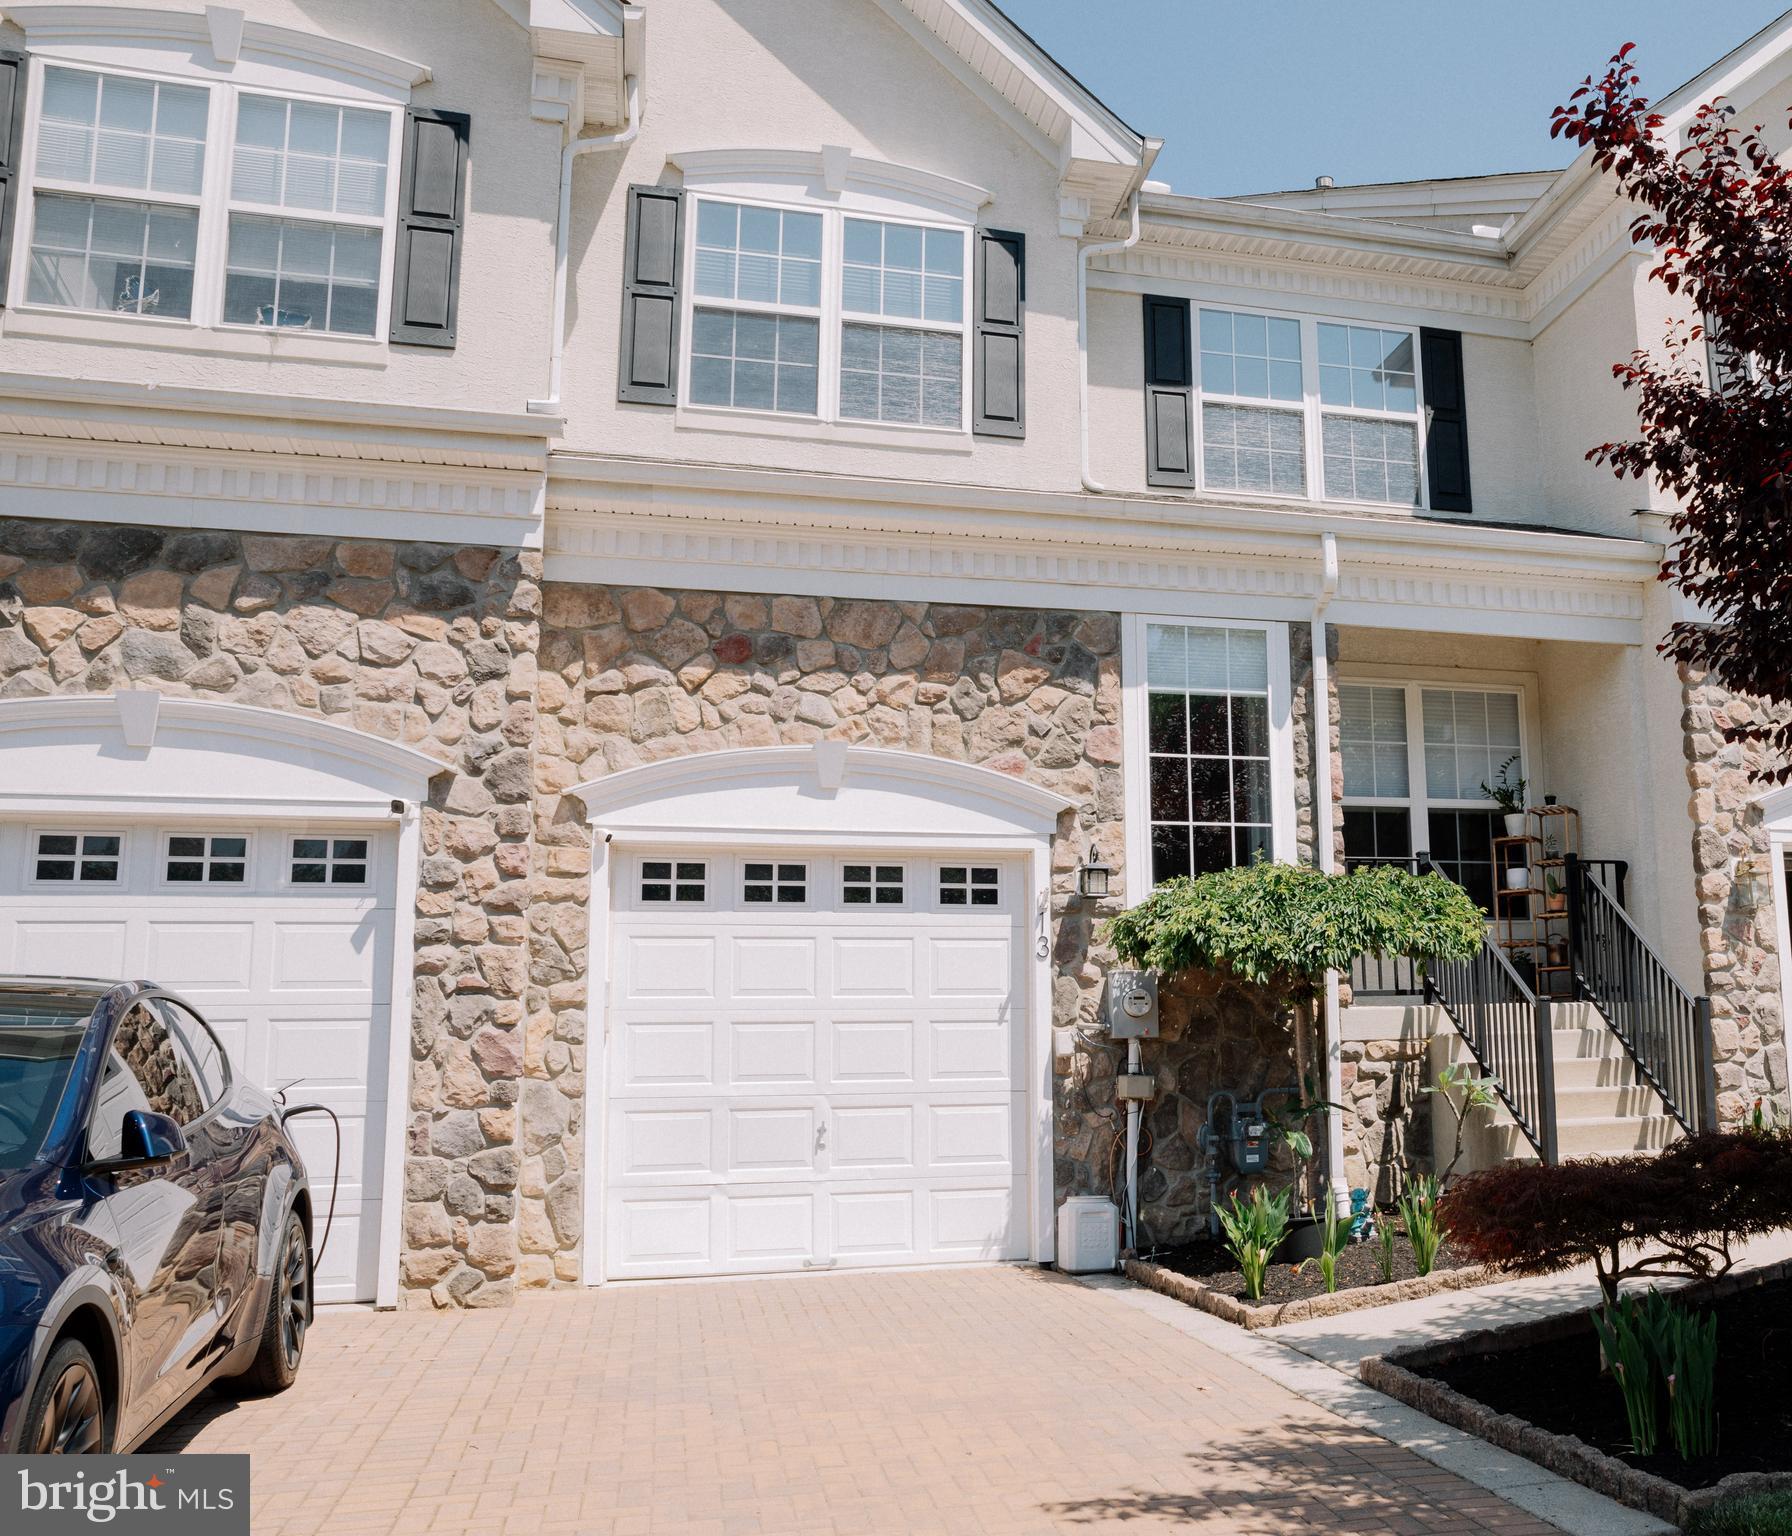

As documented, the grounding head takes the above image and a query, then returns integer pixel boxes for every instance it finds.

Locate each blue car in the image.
[0,977,314,1453]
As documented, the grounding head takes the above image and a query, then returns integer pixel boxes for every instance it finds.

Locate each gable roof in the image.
[868,0,1155,215]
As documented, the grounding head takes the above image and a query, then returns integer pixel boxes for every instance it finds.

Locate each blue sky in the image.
[995,2,1791,196]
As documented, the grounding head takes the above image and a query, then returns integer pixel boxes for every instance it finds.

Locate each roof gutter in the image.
[529,73,640,417]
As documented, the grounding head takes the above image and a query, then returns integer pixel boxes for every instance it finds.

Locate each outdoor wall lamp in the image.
[1077,846,1113,901]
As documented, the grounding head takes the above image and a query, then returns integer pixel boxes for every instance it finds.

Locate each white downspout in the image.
[1079,191,1141,493]
[528,74,641,417]
[1311,531,1348,1218]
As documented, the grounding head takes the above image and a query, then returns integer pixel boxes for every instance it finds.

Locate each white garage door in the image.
[0,820,395,1303]
[605,849,1028,1279]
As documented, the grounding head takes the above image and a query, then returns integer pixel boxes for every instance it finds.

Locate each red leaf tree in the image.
[1553,46,1792,775]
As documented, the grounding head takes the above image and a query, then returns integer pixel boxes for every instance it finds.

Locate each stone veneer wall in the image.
[1681,663,1790,1121]
[526,585,1125,1282]
[0,519,540,1309]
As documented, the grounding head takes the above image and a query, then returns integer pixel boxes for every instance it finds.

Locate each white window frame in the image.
[1336,672,1540,874]
[26,827,126,887]
[11,54,405,344]
[1189,302,1432,513]
[284,832,373,890]
[1120,614,1299,904]
[158,829,253,888]
[679,191,973,437]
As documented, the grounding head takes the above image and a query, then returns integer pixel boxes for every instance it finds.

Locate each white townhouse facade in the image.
[0,0,1784,1308]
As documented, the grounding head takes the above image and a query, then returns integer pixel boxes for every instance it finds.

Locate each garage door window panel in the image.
[641,859,707,904]
[842,863,905,906]
[164,833,248,885]
[32,831,122,884]
[742,861,807,905]
[938,865,1000,907]
[289,836,369,886]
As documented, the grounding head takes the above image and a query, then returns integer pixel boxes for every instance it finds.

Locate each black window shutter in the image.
[0,51,27,306]
[389,107,469,348]
[972,228,1024,437]
[1420,327,1472,512]
[618,184,685,405]
[1142,295,1193,487]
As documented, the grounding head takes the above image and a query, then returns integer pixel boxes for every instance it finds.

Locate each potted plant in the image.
[1480,754,1528,836]
[1544,871,1566,912]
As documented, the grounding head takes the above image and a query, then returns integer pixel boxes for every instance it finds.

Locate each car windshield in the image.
[0,993,94,1173]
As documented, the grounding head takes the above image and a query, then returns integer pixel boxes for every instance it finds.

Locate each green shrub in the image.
[1399,1175,1444,1277]
[1688,1492,1792,1536]
[1216,1185,1291,1302]
[1105,860,1484,996]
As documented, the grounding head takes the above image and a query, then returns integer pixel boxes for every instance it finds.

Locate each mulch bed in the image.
[1145,1235,1477,1304]
[1363,1259,1792,1528]
[1126,1234,1493,1330]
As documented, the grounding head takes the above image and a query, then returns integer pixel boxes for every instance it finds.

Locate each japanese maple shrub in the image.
[1438,1128,1792,1309]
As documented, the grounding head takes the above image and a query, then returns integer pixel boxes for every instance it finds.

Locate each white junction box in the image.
[1055,1195,1119,1274]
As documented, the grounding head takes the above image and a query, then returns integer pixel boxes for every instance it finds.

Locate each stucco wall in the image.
[0,0,559,416]
[0,517,542,1309]
[553,0,1081,491]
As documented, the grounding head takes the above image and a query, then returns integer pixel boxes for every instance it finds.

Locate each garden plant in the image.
[1215,1185,1292,1303]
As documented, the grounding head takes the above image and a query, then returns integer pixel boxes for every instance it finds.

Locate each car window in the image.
[0,992,92,1172]
[88,1002,205,1159]
[156,999,230,1110]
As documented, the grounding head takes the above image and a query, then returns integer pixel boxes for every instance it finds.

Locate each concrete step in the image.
[1552,1022,1631,1060]
[1553,1053,1644,1091]
[1554,1082,1664,1119]
[1555,1113,1681,1157]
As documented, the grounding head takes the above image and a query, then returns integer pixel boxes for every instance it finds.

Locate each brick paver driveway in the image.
[150,1266,1556,1535]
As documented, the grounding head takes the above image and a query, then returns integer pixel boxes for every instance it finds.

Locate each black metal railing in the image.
[1345,855,1428,997]
[1567,854,1718,1134]
[1424,916,1560,1164]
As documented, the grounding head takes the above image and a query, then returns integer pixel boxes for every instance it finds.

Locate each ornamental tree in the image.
[1106,861,1483,1198]
[1552,47,1792,774]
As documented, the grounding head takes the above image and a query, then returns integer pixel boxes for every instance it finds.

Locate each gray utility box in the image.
[1102,970,1158,1039]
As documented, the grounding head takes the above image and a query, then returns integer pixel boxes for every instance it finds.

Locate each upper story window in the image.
[1199,306,1420,508]
[1145,294,1457,511]
[686,195,971,433]
[18,61,399,338]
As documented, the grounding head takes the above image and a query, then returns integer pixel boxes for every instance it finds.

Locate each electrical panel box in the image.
[1056,1195,1118,1273]
[1102,969,1158,1038]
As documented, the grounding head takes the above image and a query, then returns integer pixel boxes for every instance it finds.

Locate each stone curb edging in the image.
[1361,1257,1792,1529]
[1124,1256,1495,1330]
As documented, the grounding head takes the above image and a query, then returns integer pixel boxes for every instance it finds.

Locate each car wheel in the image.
[232,1211,310,1396]
[23,1338,107,1454]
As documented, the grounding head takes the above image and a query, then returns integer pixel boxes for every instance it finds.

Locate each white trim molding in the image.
[1,4,431,103]
[0,691,442,1310]
[669,147,992,224]
[570,742,1076,1282]
[545,457,1659,645]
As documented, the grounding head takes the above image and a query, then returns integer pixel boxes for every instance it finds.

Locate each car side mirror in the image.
[91,1110,186,1174]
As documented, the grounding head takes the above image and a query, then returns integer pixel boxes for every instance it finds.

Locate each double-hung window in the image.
[1186,305,1428,509]
[18,60,400,338]
[28,67,207,318]
[686,196,971,432]
[1339,680,1526,912]
[1317,324,1420,504]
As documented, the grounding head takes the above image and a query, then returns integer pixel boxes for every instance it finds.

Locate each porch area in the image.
[1326,627,1718,1190]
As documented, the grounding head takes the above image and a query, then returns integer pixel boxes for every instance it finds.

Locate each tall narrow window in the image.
[1318,323,1421,505]
[1144,623,1273,884]
[27,67,206,317]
